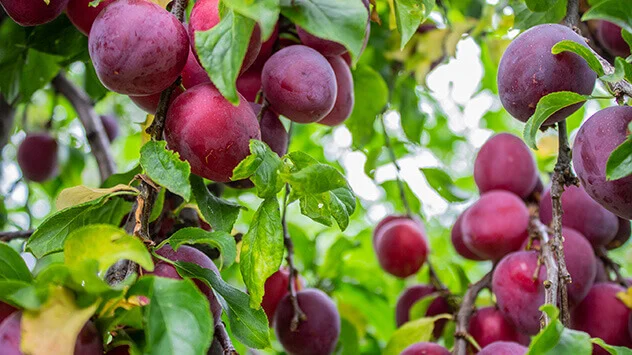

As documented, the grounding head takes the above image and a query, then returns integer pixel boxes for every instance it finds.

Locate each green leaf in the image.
[582,0,632,34]
[222,0,280,39]
[393,75,425,143]
[232,140,284,198]
[280,0,368,61]
[319,237,357,279]
[19,49,61,103]
[164,228,237,270]
[240,197,284,308]
[26,195,132,258]
[129,276,214,355]
[101,165,142,188]
[195,10,256,104]
[173,261,271,349]
[421,168,470,202]
[513,0,567,30]
[527,304,592,355]
[523,91,588,149]
[140,141,191,201]
[346,65,389,147]
[64,224,154,274]
[526,0,560,12]
[408,293,439,321]
[0,242,32,282]
[0,281,43,310]
[551,40,604,76]
[606,138,632,180]
[190,175,242,233]
[383,315,451,355]
[591,338,632,355]
[601,57,632,83]
[394,0,435,49]
[622,29,632,50]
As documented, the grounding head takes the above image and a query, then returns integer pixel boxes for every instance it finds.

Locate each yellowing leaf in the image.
[148,0,170,8]
[338,302,368,338]
[536,134,559,159]
[383,314,452,355]
[22,287,98,355]
[99,295,148,318]
[140,114,154,145]
[617,288,632,309]
[56,184,138,211]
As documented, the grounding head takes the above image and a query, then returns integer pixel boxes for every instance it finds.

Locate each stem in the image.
[0,230,34,242]
[452,270,493,355]
[380,116,412,217]
[563,0,580,28]
[214,322,238,355]
[529,211,560,328]
[51,74,115,182]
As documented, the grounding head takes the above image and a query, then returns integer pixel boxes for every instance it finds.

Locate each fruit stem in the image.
[452,270,493,355]
[215,321,238,355]
[380,115,413,217]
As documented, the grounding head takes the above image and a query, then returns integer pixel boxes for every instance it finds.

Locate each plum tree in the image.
[539,185,619,246]
[450,210,484,260]
[607,217,631,250]
[236,70,262,102]
[89,0,189,95]
[374,218,429,278]
[318,56,355,127]
[497,24,596,125]
[473,133,538,198]
[597,21,631,58]
[262,45,337,124]
[468,307,528,349]
[100,115,119,142]
[129,86,184,115]
[17,133,58,182]
[400,342,450,355]
[572,283,632,354]
[181,48,211,90]
[492,251,545,335]
[478,341,527,355]
[261,268,302,324]
[189,0,261,73]
[65,0,115,35]
[149,245,223,323]
[395,285,450,338]
[274,289,340,355]
[164,83,261,182]
[572,106,632,220]
[0,302,16,324]
[0,0,68,26]
[461,190,529,260]
[0,312,103,354]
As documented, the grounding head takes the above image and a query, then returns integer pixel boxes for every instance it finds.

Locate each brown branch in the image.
[563,0,580,28]
[51,74,116,182]
[0,230,33,242]
[282,184,307,331]
[214,322,238,355]
[452,270,493,355]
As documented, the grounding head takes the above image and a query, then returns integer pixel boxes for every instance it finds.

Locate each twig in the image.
[0,230,34,242]
[282,184,307,331]
[51,74,115,182]
[380,116,412,217]
[214,322,238,355]
[452,270,493,355]
[596,247,629,287]
[563,0,580,28]
[144,78,181,139]
[132,175,159,243]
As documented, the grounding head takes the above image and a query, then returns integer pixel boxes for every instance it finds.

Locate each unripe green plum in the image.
[0,0,68,26]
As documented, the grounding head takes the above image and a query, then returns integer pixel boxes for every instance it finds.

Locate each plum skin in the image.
[262,45,338,124]
[65,0,116,35]
[451,210,484,261]
[539,185,619,247]
[261,268,302,325]
[572,106,632,220]
[129,86,184,115]
[497,24,596,125]
[597,21,631,58]
[462,190,529,260]
[478,341,527,355]
[89,0,189,96]
[236,70,262,103]
[607,217,631,250]
[0,0,69,27]
[318,56,355,126]
[400,342,450,355]
[395,285,450,338]
[17,133,58,182]
[468,307,528,349]
[181,48,211,90]
[164,83,261,183]
[274,289,340,355]
[474,133,538,198]
[374,219,429,278]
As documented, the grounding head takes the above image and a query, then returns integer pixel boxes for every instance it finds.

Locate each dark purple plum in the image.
[250,103,288,157]
[478,341,527,355]
[451,210,484,261]
[597,21,631,58]
[100,115,119,142]
[17,133,58,182]
[374,219,429,278]
[400,342,450,355]
[572,106,632,220]
[0,302,16,325]
[594,258,609,283]
[474,133,538,198]
[497,24,596,125]
[261,268,302,325]
[395,285,450,338]
[0,0,68,26]
[274,289,340,355]
[469,307,528,349]
[237,69,262,103]
[66,0,116,35]
[318,56,355,127]
[607,217,631,250]
[89,0,189,95]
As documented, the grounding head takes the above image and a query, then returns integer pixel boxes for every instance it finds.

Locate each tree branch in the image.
[452,270,493,355]
[0,230,33,242]
[51,74,116,182]
[563,0,580,28]
[214,322,238,355]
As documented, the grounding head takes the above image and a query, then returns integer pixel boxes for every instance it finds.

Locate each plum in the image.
[607,217,631,250]
[594,258,609,283]
[164,83,261,182]
[318,56,355,127]
[129,86,184,115]
[462,190,529,260]
[65,0,115,35]
[89,0,189,95]
[0,302,16,325]
[395,285,450,338]
[497,24,596,125]
[0,0,68,26]
[597,21,631,58]
[17,133,58,182]
[274,289,340,355]
[400,342,450,355]
[250,23,280,71]
[468,307,528,349]
[478,341,527,355]
[539,185,619,246]
[100,115,119,142]
[474,133,538,198]
[451,210,484,261]
[261,268,302,325]
[572,106,632,220]
[262,45,337,124]
[374,218,429,278]
[236,69,262,102]
[181,48,211,89]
